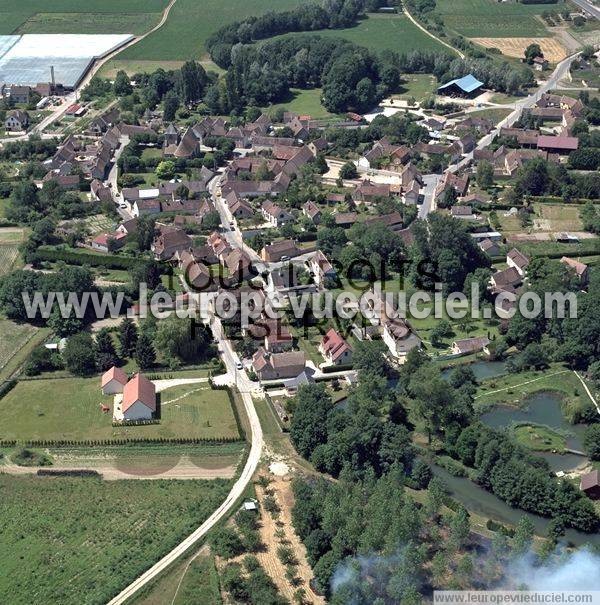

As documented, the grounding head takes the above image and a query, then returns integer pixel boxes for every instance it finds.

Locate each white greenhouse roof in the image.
[0,34,133,88]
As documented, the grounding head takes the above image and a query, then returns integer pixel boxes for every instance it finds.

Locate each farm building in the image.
[101,366,128,395]
[580,470,600,499]
[121,373,156,421]
[438,74,484,98]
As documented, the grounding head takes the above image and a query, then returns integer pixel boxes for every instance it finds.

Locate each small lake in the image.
[442,361,507,382]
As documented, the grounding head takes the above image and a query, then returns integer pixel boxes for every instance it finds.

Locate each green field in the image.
[116,0,303,62]
[0,474,232,605]
[264,88,334,119]
[393,74,438,102]
[0,0,168,34]
[0,320,39,373]
[513,423,567,452]
[435,0,550,38]
[0,378,240,442]
[279,13,446,54]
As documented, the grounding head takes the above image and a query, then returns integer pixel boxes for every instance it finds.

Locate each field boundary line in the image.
[474,370,569,399]
[401,2,465,59]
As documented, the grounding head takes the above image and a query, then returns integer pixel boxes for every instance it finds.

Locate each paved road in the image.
[571,0,600,20]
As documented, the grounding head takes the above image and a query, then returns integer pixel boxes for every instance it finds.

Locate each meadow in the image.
[0,0,168,34]
[0,378,241,442]
[0,474,232,605]
[434,0,550,38]
[283,13,446,54]
[0,320,38,373]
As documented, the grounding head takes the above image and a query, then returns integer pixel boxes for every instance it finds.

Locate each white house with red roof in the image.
[101,366,128,395]
[117,373,156,421]
[319,328,353,366]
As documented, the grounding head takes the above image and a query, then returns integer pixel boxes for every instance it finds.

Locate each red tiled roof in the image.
[101,366,128,388]
[122,373,156,413]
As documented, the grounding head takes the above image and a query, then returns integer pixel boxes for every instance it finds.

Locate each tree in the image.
[352,340,390,378]
[135,216,157,251]
[476,160,494,190]
[511,516,534,557]
[118,318,138,357]
[155,160,176,180]
[289,384,332,459]
[135,332,156,369]
[524,43,543,65]
[154,316,213,367]
[179,60,207,104]
[163,90,180,122]
[62,332,97,376]
[339,161,358,180]
[113,70,133,96]
[95,327,119,371]
[584,424,600,460]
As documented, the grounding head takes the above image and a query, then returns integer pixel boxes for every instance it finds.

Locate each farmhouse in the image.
[121,373,156,421]
[561,257,589,285]
[319,329,353,366]
[5,109,29,131]
[252,348,306,381]
[451,337,490,356]
[152,228,192,261]
[261,239,302,263]
[101,366,128,395]
[537,135,579,154]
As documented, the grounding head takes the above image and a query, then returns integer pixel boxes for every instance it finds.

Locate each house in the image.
[302,201,322,224]
[101,366,128,395]
[263,320,294,352]
[151,228,192,261]
[308,137,328,155]
[310,250,336,286]
[451,337,490,356]
[7,85,31,104]
[229,197,254,220]
[334,212,358,228]
[434,172,469,202]
[478,238,502,257]
[319,328,352,366]
[252,348,306,381]
[437,74,484,98]
[90,179,113,203]
[121,373,156,421]
[382,319,421,359]
[261,239,302,263]
[92,231,127,253]
[490,267,522,291]
[5,109,29,131]
[89,108,119,135]
[580,470,600,499]
[561,257,589,285]
[451,205,478,220]
[533,56,549,71]
[132,198,162,217]
[506,248,530,277]
[116,218,139,237]
[261,201,293,227]
[42,171,80,190]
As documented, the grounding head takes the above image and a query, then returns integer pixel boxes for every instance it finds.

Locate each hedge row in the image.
[0,380,17,400]
[32,246,149,270]
[37,469,101,478]
[0,436,243,448]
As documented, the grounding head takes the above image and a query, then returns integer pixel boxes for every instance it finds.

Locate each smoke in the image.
[507,547,600,591]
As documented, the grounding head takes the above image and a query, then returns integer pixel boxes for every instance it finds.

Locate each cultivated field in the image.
[533,203,584,232]
[115,0,303,62]
[0,474,232,605]
[435,0,550,38]
[0,378,241,442]
[0,0,168,35]
[0,320,38,372]
[0,227,25,276]
[471,37,567,62]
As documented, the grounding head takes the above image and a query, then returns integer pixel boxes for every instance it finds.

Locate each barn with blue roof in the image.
[437,74,484,98]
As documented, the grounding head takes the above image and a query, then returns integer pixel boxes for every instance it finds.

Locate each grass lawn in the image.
[532,203,584,232]
[0,0,168,34]
[435,0,550,38]
[512,423,566,452]
[468,107,512,124]
[0,378,240,443]
[263,88,334,120]
[517,239,600,259]
[0,474,232,605]
[276,13,446,55]
[116,0,303,62]
[393,74,437,103]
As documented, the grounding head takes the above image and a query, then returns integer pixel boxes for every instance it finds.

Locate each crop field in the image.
[533,203,584,232]
[0,474,232,605]
[0,320,38,373]
[282,13,446,54]
[435,0,550,38]
[0,227,25,276]
[471,37,567,62]
[0,0,168,35]
[116,0,303,62]
[0,378,240,443]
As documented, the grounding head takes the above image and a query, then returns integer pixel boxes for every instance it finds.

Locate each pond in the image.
[432,465,600,548]
[442,361,508,382]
